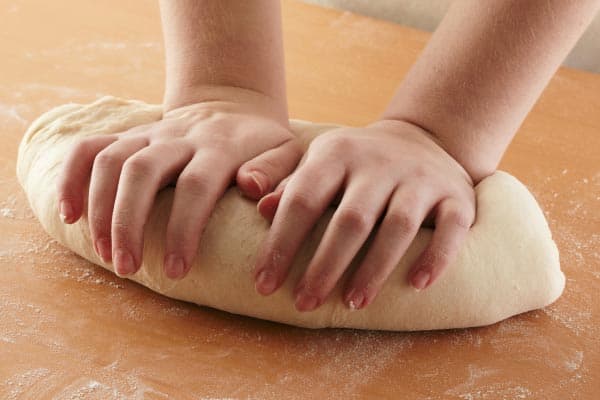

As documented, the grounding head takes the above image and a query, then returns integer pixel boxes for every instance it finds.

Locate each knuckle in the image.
[310,134,354,156]
[94,150,122,170]
[111,228,128,247]
[89,213,110,232]
[176,171,211,195]
[122,157,155,180]
[112,211,131,230]
[386,209,418,233]
[335,206,371,234]
[287,191,320,214]
[444,207,471,229]
[325,135,355,153]
[111,218,133,243]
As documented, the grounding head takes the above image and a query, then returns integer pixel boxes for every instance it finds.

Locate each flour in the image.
[565,350,584,372]
[251,330,414,399]
[0,207,15,218]
[0,102,28,125]
[3,368,52,400]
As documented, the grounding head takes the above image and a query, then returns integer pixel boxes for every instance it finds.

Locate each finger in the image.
[293,179,392,312]
[56,135,117,224]
[253,161,345,297]
[408,197,474,290]
[256,175,291,222]
[254,145,313,214]
[163,151,236,279]
[343,187,433,309]
[88,137,150,262]
[255,149,313,220]
[111,141,194,276]
[236,138,303,200]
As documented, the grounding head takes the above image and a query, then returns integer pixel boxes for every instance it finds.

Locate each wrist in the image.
[374,117,495,183]
[163,84,289,124]
[369,118,444,148]
[371,118,485,185]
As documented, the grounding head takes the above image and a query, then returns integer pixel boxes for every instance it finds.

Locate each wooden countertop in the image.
[1,1,599,398]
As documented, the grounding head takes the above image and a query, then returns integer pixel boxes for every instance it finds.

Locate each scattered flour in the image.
[49,378,125,400]
[3,368,52,400]
[0,194,20,219]
[565,350,584,372]
[0,207,15,218]
[444,365,532,399]
[0,102,28,125]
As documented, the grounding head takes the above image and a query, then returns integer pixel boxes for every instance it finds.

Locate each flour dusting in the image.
[0,207,15,218]
[3,368,51,400]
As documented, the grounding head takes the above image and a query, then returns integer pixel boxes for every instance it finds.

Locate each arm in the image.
[252,1,600,310]
[382,0,600,182]
[58,1,303,281]
[159,0,288,122]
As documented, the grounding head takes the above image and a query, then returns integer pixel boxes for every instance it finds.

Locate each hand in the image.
[56,89,302,279]
[252,119,476,311]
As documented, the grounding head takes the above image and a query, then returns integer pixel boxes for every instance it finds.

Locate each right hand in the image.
[56,89,302,280]
[252,119,476,311]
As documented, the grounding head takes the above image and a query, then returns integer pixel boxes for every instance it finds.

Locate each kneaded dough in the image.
[16,96,565,331]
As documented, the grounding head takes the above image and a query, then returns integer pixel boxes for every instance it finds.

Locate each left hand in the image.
[56,91,302,280]
[246,119,476,311]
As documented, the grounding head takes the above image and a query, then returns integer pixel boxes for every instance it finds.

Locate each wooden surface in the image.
[1,1,599,399]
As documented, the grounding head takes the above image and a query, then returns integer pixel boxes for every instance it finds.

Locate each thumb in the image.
[236,138,303,200]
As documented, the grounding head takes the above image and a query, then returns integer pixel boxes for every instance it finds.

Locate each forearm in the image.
[382,0,600,182]
[159,0,287,120]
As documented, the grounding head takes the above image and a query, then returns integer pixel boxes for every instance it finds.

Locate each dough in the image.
[16,96,564,331]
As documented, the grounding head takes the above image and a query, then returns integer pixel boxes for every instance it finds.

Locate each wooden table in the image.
[1,1,599,398]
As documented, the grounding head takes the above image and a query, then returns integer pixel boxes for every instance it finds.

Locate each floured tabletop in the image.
[1,1,599,399]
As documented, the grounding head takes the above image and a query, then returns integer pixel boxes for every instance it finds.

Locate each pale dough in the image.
[16,96,565,331]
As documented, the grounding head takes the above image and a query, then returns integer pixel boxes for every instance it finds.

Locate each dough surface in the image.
[16,96,564,331]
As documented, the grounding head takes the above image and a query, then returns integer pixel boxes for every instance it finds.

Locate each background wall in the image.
[304,0,600,73]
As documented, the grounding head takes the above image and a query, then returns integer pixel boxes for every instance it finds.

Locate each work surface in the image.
[1,1,599,399]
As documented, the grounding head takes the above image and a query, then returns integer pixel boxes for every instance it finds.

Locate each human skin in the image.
[56,0,600,312]
[253,0,600,311]
[56,0,304,280]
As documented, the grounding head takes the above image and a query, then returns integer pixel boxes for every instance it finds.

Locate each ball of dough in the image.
[16,96,564,331]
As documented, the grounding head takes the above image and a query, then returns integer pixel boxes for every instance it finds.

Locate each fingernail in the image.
[250,170,268,196]
[412,270,431,290]
[347,290,365,310]
[59,200,73,223]
[95,237,112,262]
[255,269,277,295]
[114,249,135,276]
[165,254,185,279]
[295,293,320,312]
